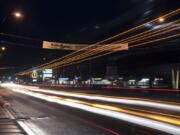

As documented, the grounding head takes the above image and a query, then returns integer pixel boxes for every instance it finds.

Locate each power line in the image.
[0,40,41,48]
[0,33,41,41]
[17,9,180,75]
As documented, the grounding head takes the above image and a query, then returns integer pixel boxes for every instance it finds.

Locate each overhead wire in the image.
[48,21,179,66]
[22,9,180,69]
[20,23,179,74]
[18,9,180,75]
[33,20,180,71]
[54,33,180,69]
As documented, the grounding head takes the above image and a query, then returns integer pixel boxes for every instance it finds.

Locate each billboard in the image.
[42,41,87,51]
[43,69,53,81]
[42,41,128,51]
[43,69,53,74]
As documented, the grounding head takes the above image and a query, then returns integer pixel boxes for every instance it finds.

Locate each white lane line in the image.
[4,107,36,135]
[17,121,36,135]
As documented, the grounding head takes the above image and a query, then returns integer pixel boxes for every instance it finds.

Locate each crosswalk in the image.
[0,107,26,135]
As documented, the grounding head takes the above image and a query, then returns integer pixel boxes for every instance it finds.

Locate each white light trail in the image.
[14,89,180,134]
[2,83,180,135]
[6,84,180,112]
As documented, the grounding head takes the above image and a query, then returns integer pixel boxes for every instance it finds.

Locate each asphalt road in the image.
[0,87,177,135]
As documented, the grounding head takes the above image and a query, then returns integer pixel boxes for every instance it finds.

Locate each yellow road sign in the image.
[31,71,38,79]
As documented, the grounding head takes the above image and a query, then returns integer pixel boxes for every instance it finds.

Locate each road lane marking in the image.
[17,121,36,135]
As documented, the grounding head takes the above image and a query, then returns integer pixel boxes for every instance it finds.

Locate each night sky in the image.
[0,0,179,75]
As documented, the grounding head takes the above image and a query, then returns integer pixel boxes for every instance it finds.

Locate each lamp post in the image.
[1,11,23,25]
[0,11,23,50]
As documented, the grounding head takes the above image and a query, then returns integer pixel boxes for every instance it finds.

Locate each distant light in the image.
[13,12,23,18]
[8,76,12,80]
[129,79,136,82]
[94,25,100,29]
[32,69,37,73]
[145,23,153,28]
[158,17,164,23]
[140,78,150,82]
[43,57,46,61]
[1,46,6,51]
[32,79,37,82]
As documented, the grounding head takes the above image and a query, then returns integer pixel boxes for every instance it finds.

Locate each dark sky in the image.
[0,0,179,75]
[1,0,179,42]
[1,0,139,41]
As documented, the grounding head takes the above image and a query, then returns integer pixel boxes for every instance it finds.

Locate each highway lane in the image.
[1,88,117,135]
[0,83,179,134]
[10,85,180,123]
[16,83,180,103]
[0,88,172,135]
[8,84,180,114]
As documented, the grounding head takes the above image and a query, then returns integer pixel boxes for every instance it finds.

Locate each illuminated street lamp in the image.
[1,46,6,51]
[1,11,23,25]
[158,17,164,23]
[13,11,23,19]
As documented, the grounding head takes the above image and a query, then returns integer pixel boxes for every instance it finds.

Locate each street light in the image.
[1,11,23,25]
[13,11,23,19]
[158,17,164,23]
[1,46,6,51]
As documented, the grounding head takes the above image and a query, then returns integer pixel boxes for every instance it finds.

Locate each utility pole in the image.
[171,69,179,89]
[176,70,179,89]
[172,69,175,89]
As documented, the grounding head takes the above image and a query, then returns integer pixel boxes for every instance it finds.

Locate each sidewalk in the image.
[0,104,26,135]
